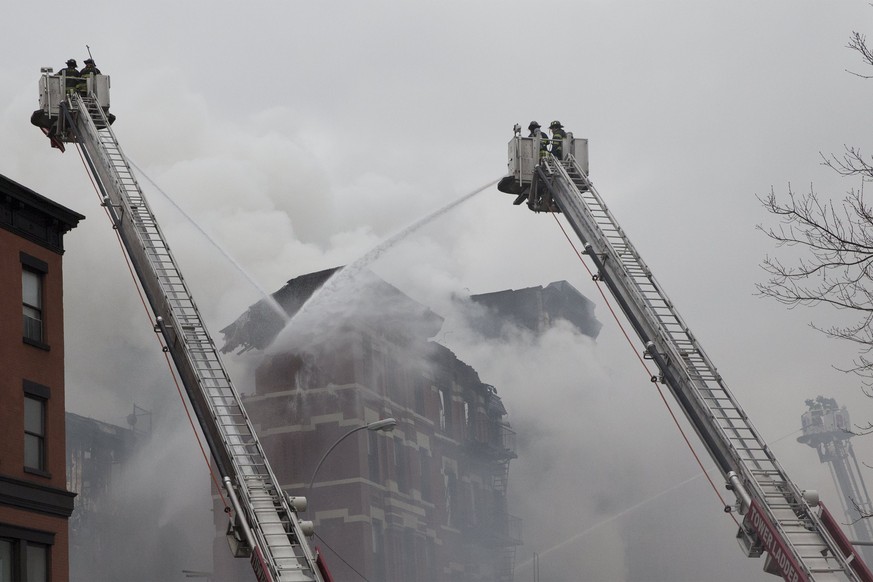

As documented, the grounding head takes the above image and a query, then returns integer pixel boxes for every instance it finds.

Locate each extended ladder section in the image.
[61,92,322,582]
[499,135,873,582]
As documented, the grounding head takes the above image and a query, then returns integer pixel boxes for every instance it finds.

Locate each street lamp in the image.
[308,418,397,490]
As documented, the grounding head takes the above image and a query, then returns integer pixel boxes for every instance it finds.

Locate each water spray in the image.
[128,159,289,322]
[271,177,499,345]
[515,472,705,574]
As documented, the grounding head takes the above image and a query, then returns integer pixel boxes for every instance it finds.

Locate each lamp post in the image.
[308,418,397,490]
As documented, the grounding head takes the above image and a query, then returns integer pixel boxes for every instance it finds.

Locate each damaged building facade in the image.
[65,412,142,581]
[216,268,599,582]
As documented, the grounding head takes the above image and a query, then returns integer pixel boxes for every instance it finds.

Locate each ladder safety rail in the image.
[501,133,871,581]
[61,92,322,582]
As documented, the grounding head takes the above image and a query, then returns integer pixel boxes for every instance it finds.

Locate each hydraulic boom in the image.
[34,69,329,582]
[498,129,873,582]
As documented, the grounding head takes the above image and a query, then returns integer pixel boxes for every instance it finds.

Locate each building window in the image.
[25,544,47,582]
[361,337,374,387]
[23,381,50,475]
[368,430,381,482]
[22,268,43,344]
[424,539,436,581]
[0,539,11,582]
[419,448,431,502]
[24,396,46,472]
[394,437,407,493]
[403,529,417,582]
[389,363,408,407]
[361,335,391,397]
[20,253,48,348]
[438,386,452,434]
[468,483,478,527]
[0,525,53,582]
[413,377,426,415]
[464,400,475,439]
[444,471,458,528]
[371,520,385,582]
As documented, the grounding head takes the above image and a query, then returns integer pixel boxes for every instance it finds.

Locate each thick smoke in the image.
[428,299,769,581]
[2,3,872,580]
[69,408,214,582]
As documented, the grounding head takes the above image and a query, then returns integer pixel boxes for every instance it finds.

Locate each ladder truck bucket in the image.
[32,69,113,148]
[497,130,589,212]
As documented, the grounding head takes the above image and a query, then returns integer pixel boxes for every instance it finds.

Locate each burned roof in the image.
[469,280,601,339]
[220,266,443,354]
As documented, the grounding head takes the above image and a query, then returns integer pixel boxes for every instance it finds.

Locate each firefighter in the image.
[76,58,101,94]
[549,120,567,160]
[528,121,549,160]
[59,59,80,91]
[80,58,101,76]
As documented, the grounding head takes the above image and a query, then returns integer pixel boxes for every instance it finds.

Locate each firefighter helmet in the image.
[66,59,77,67]
[549,120,563,129]
[528,121,541,130]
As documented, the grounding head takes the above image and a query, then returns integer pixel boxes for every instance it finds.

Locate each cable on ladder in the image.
[550,211,738,526]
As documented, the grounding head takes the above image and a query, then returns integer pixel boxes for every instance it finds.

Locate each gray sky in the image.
[3,1,873,580]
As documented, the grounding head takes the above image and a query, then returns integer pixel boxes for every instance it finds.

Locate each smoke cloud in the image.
[2,2,872,580]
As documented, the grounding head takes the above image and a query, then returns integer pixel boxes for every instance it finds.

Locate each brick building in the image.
[215,268,598,581]
[0,174,83,581]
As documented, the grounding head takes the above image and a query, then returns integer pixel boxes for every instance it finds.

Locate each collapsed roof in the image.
[221,266,600,355]
[220,267,442,354]
[469,280,602,339]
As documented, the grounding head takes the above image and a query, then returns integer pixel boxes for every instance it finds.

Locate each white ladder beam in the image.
[69,94,321,582]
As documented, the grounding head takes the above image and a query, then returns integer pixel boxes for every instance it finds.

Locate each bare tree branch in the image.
[822,147,873,181]
[759,25,873,380]
[847,31,873,78]
[848,498,873,524]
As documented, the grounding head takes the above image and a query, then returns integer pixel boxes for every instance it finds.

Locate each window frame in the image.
[438,386,452,434]
[419,448,431,502]
[371,519,386,581]
[20,253,49,350]
[0,524,53,582]
[367,429,381,482]
[393,437,407,493]
[23,381,50,477]
[444,470,458,528]
[413,376,426,415]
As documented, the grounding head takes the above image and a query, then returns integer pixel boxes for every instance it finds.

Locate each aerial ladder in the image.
[799,397,873,562]
[498,126,873,582]
[33,69,329,582]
